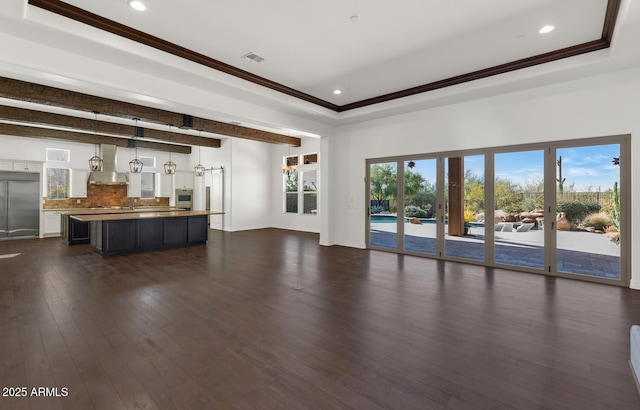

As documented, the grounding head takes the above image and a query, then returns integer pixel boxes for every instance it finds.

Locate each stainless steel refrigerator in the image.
[0,171,40,239]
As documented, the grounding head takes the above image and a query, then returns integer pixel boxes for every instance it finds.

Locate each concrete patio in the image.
[371,223,621,280]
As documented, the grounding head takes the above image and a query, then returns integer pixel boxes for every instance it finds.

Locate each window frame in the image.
[140,172,156,199]
[282,153,319,215]
[46,167,70,200]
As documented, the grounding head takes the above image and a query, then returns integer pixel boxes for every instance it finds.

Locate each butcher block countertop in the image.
[58,207,180,215]
[71,210,223,222]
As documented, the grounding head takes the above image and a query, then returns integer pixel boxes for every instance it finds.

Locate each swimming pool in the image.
[370,215,435,224]
[370,215,483,227]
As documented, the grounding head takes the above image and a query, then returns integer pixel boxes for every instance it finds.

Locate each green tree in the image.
[464,170,484,213]
[521,179,544,210]
[404,170,426,197]
[407,180,436,215]
[370,164,397,209]
[285,173,298,192]
[494,177,522,211]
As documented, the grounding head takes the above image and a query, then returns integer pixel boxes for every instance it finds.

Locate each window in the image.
[46,168,69,199]
[283,153,319,215]
[46,148,70,162]
[140,156,156,169]
[141,172,155,198]
[303,170,317,214]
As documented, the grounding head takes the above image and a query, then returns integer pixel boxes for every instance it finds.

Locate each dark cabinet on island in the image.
[60,214,90,245]
[71,211,218,256]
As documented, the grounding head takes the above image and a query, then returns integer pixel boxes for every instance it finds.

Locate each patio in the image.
[371,223,621,280]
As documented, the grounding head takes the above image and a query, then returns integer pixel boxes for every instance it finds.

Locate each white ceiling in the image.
[58,0,608,106]
[1,0,640,138]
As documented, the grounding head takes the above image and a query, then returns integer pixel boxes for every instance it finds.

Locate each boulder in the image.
[409,217,422,225]
[556,212,576,231]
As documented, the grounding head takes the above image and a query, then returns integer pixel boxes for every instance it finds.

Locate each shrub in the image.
[405,205,428,218]
[557,201,601,223]
[582,212,611,231]
[371,205,386,214]
[464,210,477,223]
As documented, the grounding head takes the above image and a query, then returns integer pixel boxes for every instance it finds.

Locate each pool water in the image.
[370,215,483,227]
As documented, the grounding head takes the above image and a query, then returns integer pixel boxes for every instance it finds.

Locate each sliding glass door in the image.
[366,136,629,286]
[555,143,621,280]
[444,155,485,261]
[368,162,398,250]
[493,150,545,270]
[403,159,437,255]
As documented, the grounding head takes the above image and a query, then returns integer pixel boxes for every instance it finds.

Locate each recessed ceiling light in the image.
[350,15,359,23]
[539,25,554,34]
[128,1,147,11]
[333,89,342,95]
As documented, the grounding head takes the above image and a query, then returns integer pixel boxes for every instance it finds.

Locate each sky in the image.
[403,143,620,192]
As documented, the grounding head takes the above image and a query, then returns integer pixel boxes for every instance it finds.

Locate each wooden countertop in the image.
[58,207,181,215]
[71,210,223,222]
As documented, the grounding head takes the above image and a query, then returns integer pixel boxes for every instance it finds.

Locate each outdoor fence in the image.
[522,191,614,207]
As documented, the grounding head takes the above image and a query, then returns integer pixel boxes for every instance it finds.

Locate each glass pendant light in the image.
[194,131,205,176]
[129,118,143,173]
[88,111,103,171]
[163,124,177,174]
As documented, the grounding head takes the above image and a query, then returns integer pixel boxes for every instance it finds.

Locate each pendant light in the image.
[129,118,143,173]
[88,111,103,171]
[282,144,297,179]
[163,124,177,174]
[194,130,205,177]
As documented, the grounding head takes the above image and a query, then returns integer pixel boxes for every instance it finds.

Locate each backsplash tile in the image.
[43,184,169,209]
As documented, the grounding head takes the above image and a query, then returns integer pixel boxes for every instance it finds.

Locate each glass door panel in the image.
[444,155,485,261]
[494,150,545,269]
[556,144,620,280]
[403,159,437,255]
[369,162,398,249]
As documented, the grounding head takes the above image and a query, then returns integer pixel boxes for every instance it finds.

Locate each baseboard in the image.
[631,361,640,399]
[334,240,367,249]
[630,279,640,290]
[271,224,320,234]
[227,224,271,232]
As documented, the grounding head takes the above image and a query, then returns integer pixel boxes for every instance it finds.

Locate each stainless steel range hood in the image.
[88,144,128,185]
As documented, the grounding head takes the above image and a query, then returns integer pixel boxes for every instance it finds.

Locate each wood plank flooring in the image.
[1,228,639,409]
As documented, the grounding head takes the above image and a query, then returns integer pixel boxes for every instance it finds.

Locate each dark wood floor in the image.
[1,229,639,409]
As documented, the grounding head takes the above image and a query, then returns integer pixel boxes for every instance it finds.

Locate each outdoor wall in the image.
[329,66,640,289]
[270,137,322,233]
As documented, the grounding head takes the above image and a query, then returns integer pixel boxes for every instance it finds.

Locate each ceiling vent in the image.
[241,52,264,63]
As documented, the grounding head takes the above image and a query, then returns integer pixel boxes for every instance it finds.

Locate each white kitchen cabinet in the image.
[0,160,12,171]
[175,171,194,189]
[127,172,142,197]
[159,173,173,197]
[12,161,39,172]
[43,211,61,237]
[71,169,88,197]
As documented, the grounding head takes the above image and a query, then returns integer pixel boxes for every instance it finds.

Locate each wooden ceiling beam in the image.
[0,77,301,146]
[0,105,220,148]
[0,123,192,154]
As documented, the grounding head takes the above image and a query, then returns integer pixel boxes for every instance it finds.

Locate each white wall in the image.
[227,138,272,231]
[269,137,321,233]
[328,66,640,288]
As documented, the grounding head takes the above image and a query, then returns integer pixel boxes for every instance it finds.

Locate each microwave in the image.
[176,189,193,210]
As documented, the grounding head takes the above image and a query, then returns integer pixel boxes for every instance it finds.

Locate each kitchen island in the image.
[71,210,223,256]
[59,207,181,246]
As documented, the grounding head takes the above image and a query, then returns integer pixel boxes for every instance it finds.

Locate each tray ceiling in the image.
[27,0,619,112]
